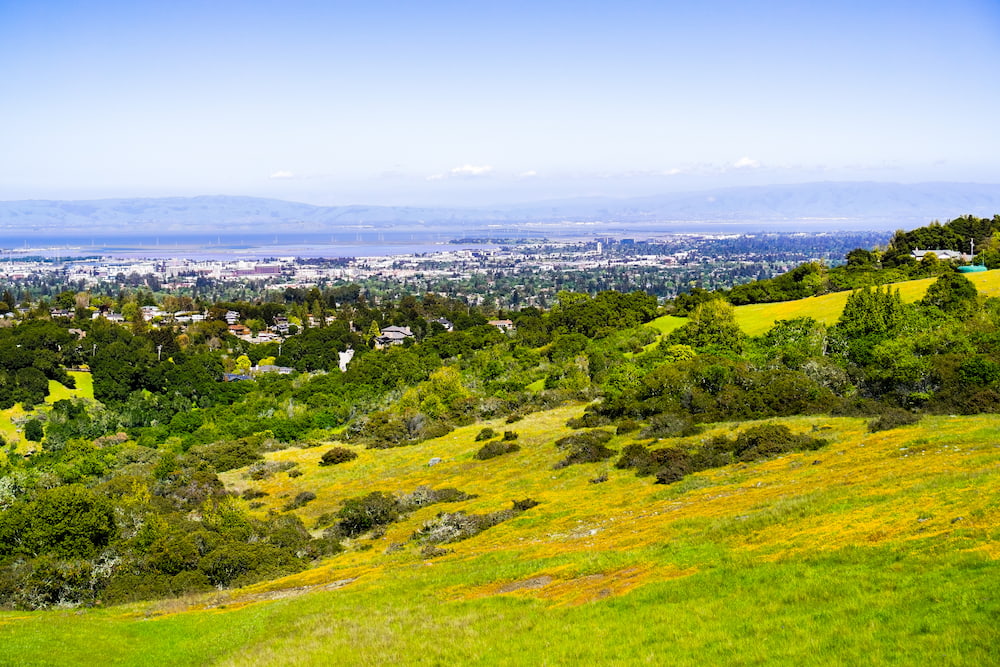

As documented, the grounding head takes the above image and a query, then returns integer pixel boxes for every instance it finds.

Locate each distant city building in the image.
[911,248,965,261]
[431,317,454,332]
[375,325,414,348]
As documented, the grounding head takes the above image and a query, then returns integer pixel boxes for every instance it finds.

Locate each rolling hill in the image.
[1,406,996,664]
[1,274,998,665]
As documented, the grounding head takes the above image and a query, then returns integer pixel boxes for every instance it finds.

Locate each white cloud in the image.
[518,170,538,179]
[269,170,296,180]
[426,164,494,181]
[732,157,760,169]
[450,164,493,177]
[662,168,684,176]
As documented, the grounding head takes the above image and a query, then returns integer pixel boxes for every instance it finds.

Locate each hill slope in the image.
[1,404,997,665]
[646,269,1000,337]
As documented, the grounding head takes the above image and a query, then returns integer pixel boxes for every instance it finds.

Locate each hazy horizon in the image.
[3,2,999,208]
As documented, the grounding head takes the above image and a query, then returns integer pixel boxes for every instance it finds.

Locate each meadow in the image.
[1,403,997,665]
[1,271,998,665]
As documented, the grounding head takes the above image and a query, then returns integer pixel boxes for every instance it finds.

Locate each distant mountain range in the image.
[1,182,998,237]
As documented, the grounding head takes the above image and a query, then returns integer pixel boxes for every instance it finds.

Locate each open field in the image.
[647,269,1000,337]
[2,403,997,665]
[0,371,93,455]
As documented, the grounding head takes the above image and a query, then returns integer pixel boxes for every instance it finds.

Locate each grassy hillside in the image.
[2,404,997,665]
[647,269,1000,337]
[0,371,93,454]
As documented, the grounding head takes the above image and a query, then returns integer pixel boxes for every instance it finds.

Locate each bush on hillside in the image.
[474,440,521,461]
[283,491,317,511]
[24,419,44,442]
[554,429,613,450]
[553,429,616,469]
[319,446,358,466]
[566,412,612,429]
[336,491,401,537]
[615,443,656,474]
[398,485,476,511]
[411,499,539,546]
[868,409,921,433]
[246,460,297,480]
[616,419,641,435]
[731,424,827,461]
[651,448,692,484]
[639,413,701,439]
[474,427,497,441]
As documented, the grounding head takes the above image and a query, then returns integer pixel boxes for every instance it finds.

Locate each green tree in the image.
[24,418,44,442]
[920,272,978,319]
[666,300,746,354]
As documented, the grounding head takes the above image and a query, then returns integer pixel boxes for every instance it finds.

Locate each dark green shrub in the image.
[288,469,303,478]
[319,446,358,466]
[474,440,521,460]
[502,430,519,441]
[511,498,539,511]
[474,427,497,441]
[566,412,612,429]
[868,409,921,433]
[732,424,827,461]
[615,443,656,473]
[616,419,641,435]
[283,491,317,511]
[398,486,475,510]
[188,437,264,473]
[554,429,613,450]
[241,488,268,500]
[651,448,692,484]
[24,419,43,442]
[337,491,401,537]
[639,413,701,439]
[553,429,616,468]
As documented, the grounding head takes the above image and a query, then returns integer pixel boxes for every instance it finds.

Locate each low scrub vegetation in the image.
[553,429,616,468]
[319,446,358,466]
[474,440,521,460]
[411,498,540,547]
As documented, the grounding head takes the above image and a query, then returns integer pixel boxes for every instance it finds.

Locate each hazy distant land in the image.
[1,182,998,244]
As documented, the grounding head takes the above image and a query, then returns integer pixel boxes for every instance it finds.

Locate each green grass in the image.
[648,270,1000,338]
[46,371,94,403]
[0,372,93,453]
[2,407,998,665]
[2,547,995,666]
[734,269,1000,336]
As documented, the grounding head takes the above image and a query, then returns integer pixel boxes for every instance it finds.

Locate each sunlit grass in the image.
[4,405,999,664]
[647,270,1000,337]
[735,269,1000,335]
[0,372,92,453]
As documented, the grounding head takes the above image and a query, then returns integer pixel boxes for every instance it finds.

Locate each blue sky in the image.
[2,0,998,206]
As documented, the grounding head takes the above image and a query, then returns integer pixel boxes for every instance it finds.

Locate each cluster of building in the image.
[0,239,698,291]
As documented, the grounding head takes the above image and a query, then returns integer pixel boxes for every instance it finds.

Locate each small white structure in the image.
[338,348,355,372]
[911,248,965,261]
[431,317,454,332]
